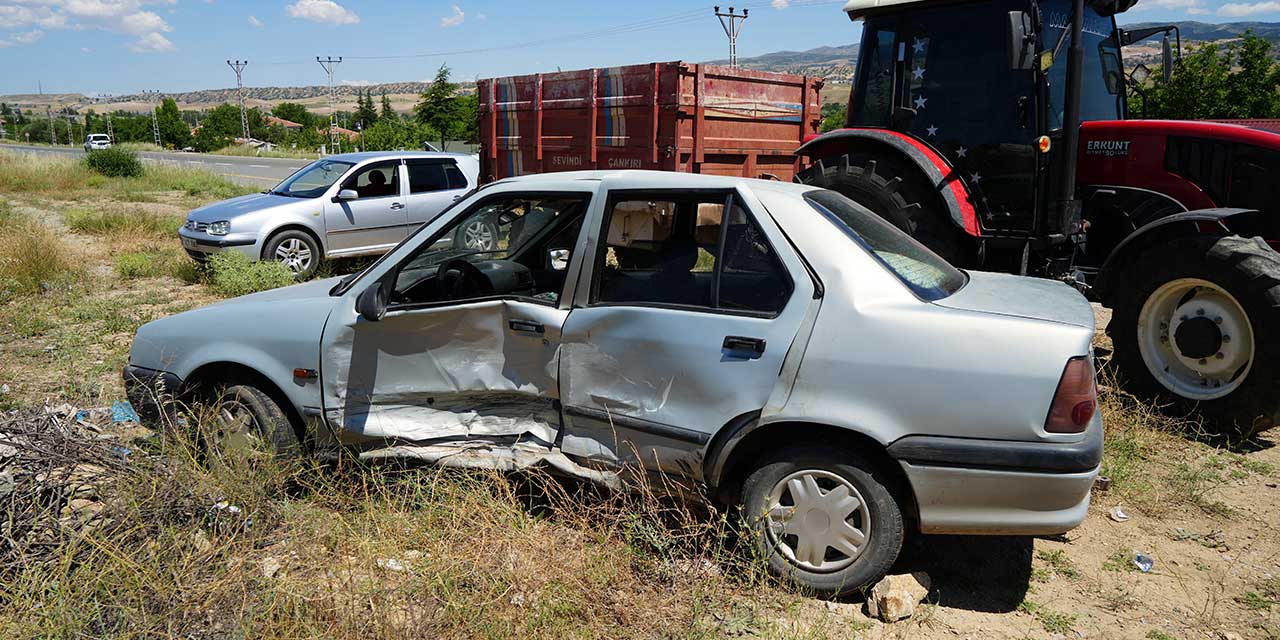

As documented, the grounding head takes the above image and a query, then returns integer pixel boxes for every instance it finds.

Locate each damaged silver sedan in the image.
[124,170,1102,595]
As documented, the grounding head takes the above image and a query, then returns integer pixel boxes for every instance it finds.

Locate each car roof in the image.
[493,169,820,196]
[325,150,474,162]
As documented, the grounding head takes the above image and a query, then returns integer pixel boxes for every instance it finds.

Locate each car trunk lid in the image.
[932,271,1095,329]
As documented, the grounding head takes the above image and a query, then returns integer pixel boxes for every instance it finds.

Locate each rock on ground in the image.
[866,572,931,622]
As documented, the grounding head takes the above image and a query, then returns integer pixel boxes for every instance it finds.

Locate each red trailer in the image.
[477,61,823,183]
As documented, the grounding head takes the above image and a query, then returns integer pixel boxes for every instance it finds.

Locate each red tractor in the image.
[797,0,1280,438]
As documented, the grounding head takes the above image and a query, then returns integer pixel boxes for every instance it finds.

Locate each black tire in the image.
[453,217,500,252]
[740,445,904,597]
[204,384,302,457]
[1108,234,1280,440]
[263,229,321,279]
[797,153,964,265]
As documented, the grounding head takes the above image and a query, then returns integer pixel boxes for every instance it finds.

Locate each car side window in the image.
[343,161,401,199]
[389,193,592,308]
[407,160,454,194]
[593,191,791,315]
[444,163,468,189]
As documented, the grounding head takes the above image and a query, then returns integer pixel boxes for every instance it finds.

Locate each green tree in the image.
[380,92,397,122]
[353,89,379,130]
[155,98,190,148]
[819,102,846,133]
[415,64,463,150]
[1134,32,1280,120]
[272,102,314,128]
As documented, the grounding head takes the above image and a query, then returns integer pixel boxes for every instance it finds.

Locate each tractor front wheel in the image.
[796,153,964,264]
[1108,234,1280,441]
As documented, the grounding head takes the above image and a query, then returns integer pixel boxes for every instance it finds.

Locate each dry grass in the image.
[0,152,256,202]
[0,215,83,301]
[64,206,182,237]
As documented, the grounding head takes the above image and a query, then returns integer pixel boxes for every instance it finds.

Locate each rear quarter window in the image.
[804,190,967,301]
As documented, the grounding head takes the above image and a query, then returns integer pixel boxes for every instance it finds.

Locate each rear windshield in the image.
[804,190,967,301]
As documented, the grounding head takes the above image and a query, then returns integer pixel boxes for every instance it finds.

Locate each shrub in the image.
[84,147,144,178]
[0,221,81,299]
[206,251,294,297]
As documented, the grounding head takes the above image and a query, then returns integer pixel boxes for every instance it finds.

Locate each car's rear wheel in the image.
[453,217,499,251]
[1108,234,1280,441]
[741,445,904,596]
[264,229,321,278]
[203,383,301,457]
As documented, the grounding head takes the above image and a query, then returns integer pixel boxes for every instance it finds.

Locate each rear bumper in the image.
[122,365,183,427]
[889,418,1103,535]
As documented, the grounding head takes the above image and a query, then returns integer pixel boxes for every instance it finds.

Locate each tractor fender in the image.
[1093,207,1260,303]
[797,128,980,236]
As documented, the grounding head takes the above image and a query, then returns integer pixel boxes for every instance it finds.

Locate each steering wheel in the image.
[436,258,491,300]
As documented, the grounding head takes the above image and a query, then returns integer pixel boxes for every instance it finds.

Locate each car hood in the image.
[213,276,344,306]
[187,192,307,222]
[932,270,1095,329]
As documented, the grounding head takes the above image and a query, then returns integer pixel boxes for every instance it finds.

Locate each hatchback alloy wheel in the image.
[274,237,313,273]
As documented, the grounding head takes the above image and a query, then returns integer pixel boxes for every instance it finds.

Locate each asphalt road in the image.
[0,143,310,187]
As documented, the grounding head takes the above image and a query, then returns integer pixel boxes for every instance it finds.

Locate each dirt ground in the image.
[1,169,1278,639]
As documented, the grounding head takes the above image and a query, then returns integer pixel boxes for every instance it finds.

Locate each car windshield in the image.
[270,159,355,198]
[804,190,967,301]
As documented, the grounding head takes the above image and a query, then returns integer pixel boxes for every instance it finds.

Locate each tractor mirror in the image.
[1161,33,1174,82]
[1006,11,1035,70]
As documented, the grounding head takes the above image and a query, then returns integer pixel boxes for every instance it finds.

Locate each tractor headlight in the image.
[207,220,231,236]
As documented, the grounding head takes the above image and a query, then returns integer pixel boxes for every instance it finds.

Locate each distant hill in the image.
[107,81,440,107]
[709,44,858,80]
[1122,20,1280,43]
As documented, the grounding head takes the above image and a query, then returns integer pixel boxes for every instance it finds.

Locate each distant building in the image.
[1206,119,1280,134]
[265,116,303,130]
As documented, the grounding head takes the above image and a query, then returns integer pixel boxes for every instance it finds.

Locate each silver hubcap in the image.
[1137,277,1255,400]
[274,238,313,273]
[214,399,260,453]
[765,469,870,573]
[462,221,494,250]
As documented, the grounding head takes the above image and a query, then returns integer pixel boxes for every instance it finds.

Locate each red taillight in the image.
[1045,356,1097,433]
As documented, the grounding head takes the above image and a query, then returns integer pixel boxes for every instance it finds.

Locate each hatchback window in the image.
[407,160,456,194]
[343,161,401,199]
[594,192,791,314]
[805,190,966,301]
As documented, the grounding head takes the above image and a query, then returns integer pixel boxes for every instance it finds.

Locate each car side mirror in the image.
[549,248,570,271]
[355,279,388,322]
[335,189,359,202]
[1006,11,1035,70]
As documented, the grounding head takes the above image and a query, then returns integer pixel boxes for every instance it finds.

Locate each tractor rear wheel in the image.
[1108,234,1280,441]
[796,153,964,264]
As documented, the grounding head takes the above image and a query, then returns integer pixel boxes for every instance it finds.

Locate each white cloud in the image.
[12,29,44,44]
[771,0,790,8]
[80,46,92,52]
[440,4,464,27]
[1188,6,1209,12]
[285,0,359,25]
[340,79,374,86]
[128,30,173,52]
[0,1,175,52]
[247,14,262,27]
[1131,0,1205,11]
[1218,0,1280,15]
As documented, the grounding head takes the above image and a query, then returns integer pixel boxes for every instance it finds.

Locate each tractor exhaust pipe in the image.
[1056,0,1085,238]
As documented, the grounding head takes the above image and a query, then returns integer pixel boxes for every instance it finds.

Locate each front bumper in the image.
[888,419,1103,535]
[123,365,184,427]
[177,227,259,262]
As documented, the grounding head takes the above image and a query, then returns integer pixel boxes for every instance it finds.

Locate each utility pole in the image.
[714,6,749,68]
[317,56,343,153]
[46,107,55,145]
[226,59,251,141]
[143,90,162,147]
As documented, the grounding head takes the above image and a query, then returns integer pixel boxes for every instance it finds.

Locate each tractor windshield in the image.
[1041,0,1125,127]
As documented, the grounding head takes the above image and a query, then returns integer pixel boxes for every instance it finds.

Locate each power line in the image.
[227,59,250,140]
[714,6,749,67]
[317,57,342,153]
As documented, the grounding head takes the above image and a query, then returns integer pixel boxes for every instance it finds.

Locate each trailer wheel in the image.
[796,154,963,264]
[1108,235,1280,440]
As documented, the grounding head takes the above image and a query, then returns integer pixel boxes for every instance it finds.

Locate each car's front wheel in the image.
[740,445,904,597]
[203,383,301,457]
[264,229,321,278]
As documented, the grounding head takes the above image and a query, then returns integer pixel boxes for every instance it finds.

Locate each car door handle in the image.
[452,195,462,201]
[723,336,766,357]
[508,319,545,334]
[390,202,405,210]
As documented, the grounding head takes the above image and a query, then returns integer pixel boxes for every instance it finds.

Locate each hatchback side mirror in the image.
[549,248,570,271]
[356,279,388,322]
[335,189,359,202]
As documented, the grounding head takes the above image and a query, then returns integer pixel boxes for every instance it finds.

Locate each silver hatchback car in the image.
[127,170,1102,596]
[179,151,480,277]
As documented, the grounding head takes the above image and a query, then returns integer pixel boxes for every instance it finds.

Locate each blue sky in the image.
[2,0,1278,95]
